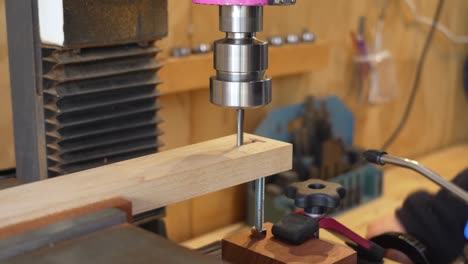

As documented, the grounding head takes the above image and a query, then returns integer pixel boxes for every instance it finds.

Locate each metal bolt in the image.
[285,34,300,44]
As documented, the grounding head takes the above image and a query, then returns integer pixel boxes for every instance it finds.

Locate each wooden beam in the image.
[159,42,329,95]
[0,134,292,229]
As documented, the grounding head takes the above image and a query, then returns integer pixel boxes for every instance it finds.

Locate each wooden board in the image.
[0,134,292,229]
[222,223,356,264]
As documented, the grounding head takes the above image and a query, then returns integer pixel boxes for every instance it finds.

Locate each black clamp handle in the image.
[285,179,346,215]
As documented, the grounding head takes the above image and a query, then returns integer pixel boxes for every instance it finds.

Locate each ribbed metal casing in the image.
[42,43,164,177]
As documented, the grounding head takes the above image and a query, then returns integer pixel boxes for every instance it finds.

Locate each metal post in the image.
[5,0,47,182]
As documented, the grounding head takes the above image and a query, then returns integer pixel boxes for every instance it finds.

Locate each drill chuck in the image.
[210,5,271,109]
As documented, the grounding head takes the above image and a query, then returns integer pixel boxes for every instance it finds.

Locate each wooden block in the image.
[0,198,132,239]
[0,134,292,229]
[222,223,356,264]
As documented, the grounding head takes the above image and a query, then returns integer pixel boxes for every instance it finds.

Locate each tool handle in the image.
[363,150,468,205]
[318,217,385,262]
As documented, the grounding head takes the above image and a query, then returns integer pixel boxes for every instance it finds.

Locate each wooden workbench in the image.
[182,143,468,262]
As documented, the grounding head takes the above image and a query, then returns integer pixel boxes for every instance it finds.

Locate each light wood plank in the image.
[0,134,292,229]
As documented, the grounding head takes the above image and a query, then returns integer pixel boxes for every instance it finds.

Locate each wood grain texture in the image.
[222,223,356,264]
[0,134,292,229]
[0,0,14,170]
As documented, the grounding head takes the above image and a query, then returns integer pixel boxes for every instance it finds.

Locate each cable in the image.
[381,0,445,150]
[404,0,468,44]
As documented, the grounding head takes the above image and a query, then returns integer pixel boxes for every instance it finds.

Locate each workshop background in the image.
[1,0,468,243]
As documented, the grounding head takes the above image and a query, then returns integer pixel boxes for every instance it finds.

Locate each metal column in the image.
[5,0,47,182]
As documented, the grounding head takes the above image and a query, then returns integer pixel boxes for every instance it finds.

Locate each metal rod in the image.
[237,108,265,236]
[380,154,468,204]
[5,0,48,182]
[253,177,265,233]
[237,109,244,146]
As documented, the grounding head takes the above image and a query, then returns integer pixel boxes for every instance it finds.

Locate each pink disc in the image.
[192,0,268,5]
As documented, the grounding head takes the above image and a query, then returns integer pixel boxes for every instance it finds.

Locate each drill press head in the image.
[211,5,270,109]
[193,0,295,110]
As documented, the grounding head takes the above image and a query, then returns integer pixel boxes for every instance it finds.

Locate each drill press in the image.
[192,0,296,237]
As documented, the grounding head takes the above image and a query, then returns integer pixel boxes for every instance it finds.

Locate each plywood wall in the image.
[0,0,14,170]
[1,0,468,242]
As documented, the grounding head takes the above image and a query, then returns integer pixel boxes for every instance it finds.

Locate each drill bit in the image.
[237,109,244,146]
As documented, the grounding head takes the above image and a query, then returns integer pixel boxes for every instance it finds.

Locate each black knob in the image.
[285,179,346,212]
